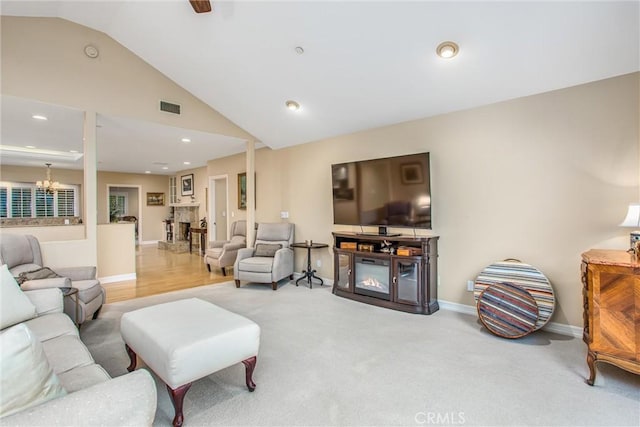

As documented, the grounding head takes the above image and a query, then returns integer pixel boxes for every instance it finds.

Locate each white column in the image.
[83,110,98,265]
[246,140,256,247]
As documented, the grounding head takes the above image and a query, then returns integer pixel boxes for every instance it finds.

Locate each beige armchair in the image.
[0,234,105,325]
[234,223,294,290]
[204,220,247,276]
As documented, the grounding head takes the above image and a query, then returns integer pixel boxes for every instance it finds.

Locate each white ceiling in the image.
[1,1,639,173]
[0,95,249,174]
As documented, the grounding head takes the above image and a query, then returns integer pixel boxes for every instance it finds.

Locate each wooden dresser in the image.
[581,249,640,385]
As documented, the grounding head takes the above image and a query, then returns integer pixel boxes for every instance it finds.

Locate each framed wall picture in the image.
[238,172,256,210]
[181,174,194,196]
[400,163,423,184]
[146,192,165,206]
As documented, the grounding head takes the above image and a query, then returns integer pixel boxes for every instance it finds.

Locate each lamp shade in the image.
[620,203,640,227]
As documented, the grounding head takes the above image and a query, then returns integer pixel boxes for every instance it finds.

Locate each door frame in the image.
[208,175,229,243]
[106,184,143,245]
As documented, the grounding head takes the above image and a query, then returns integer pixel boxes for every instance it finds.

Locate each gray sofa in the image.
[0,234,105,324]
[0,264,156,425]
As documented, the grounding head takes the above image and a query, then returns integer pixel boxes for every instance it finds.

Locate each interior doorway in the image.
[107,184,142,245]
[208,175,229,244]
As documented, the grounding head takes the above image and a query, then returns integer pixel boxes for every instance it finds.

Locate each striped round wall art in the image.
[477,282,539,338]
[474,259,555,330]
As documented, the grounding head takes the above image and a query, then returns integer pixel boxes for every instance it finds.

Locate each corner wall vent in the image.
[160,101,181,115]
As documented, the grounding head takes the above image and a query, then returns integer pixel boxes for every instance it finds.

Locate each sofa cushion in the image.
[41,335,94,375]
[0,323,67,417]
[238,257,274,273]
[23,313,78,343]
[1,264,36,329]
[57,364,110,393]
[254,243,282,257]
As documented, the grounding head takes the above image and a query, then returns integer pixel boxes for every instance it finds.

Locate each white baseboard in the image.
[439,299,477,316]
[99,273,136,284]
[542,321,583,338]
[141,240,159,245]
[439,299,582,338]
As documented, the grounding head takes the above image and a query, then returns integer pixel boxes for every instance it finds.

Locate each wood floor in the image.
[103,245,230,303]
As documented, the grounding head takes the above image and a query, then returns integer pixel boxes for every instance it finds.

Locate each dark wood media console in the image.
[332,232,439,314]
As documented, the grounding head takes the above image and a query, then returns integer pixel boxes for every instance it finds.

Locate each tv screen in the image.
[331,153,431,229]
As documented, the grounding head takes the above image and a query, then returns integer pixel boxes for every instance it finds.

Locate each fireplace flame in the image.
[361,277,385,290]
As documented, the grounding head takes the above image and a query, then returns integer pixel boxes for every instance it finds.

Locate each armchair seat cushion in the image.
[238,257,274,273]
[71,279,103,304]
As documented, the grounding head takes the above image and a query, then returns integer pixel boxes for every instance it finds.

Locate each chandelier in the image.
[36,163,60,195]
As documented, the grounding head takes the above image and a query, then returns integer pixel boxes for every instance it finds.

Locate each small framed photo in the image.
[181,174,194,196]
[400,163,423,185]
[146,192,165,206]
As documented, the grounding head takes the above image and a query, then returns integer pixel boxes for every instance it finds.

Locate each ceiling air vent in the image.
[160,101,181,115]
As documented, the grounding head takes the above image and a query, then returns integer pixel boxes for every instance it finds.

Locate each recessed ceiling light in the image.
[25,145,36,149]
[285,100,301,111]
[32,115,48,121]
[436,41,459,59]
[181,138,191,143]
[162,166,169,170]
[183,161,191,165]
[295,46,304,55]
[145,170,151,174]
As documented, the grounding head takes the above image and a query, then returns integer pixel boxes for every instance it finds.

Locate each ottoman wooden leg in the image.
[168,383,192,427]
[125,344,137,372]
[241,356,257,391]
[235,280,241,288]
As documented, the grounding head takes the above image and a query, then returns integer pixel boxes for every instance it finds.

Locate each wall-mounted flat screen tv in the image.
[331,152,431,230]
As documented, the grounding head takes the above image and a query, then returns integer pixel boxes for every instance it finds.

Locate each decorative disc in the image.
[474,259,555,330]
[477,282,539,339]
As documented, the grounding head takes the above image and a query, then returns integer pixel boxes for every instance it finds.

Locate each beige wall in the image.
[97,223,136,279]
[208,72,639,328]
[98,172,170,242]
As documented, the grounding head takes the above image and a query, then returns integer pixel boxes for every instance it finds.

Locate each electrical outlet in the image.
[280,211,289,219]
[467,280,475,292]
[316,259,322,268]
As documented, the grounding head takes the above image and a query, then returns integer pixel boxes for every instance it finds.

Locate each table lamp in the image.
[620,203,640,250]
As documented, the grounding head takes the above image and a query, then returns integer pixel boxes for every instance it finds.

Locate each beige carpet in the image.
[81,281,639,427]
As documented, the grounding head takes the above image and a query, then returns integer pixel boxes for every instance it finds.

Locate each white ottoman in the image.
[120,298,260,427]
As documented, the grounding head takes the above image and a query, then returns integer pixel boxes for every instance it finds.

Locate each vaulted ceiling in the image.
[1,1,638,173]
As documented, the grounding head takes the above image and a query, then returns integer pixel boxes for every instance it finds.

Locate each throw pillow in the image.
[0,264,36,330]
[15,267,60,286]
[0,323,67,417]
[254,243,283,257]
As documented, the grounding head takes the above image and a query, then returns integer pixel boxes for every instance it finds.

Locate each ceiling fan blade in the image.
[189,0,212,14]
